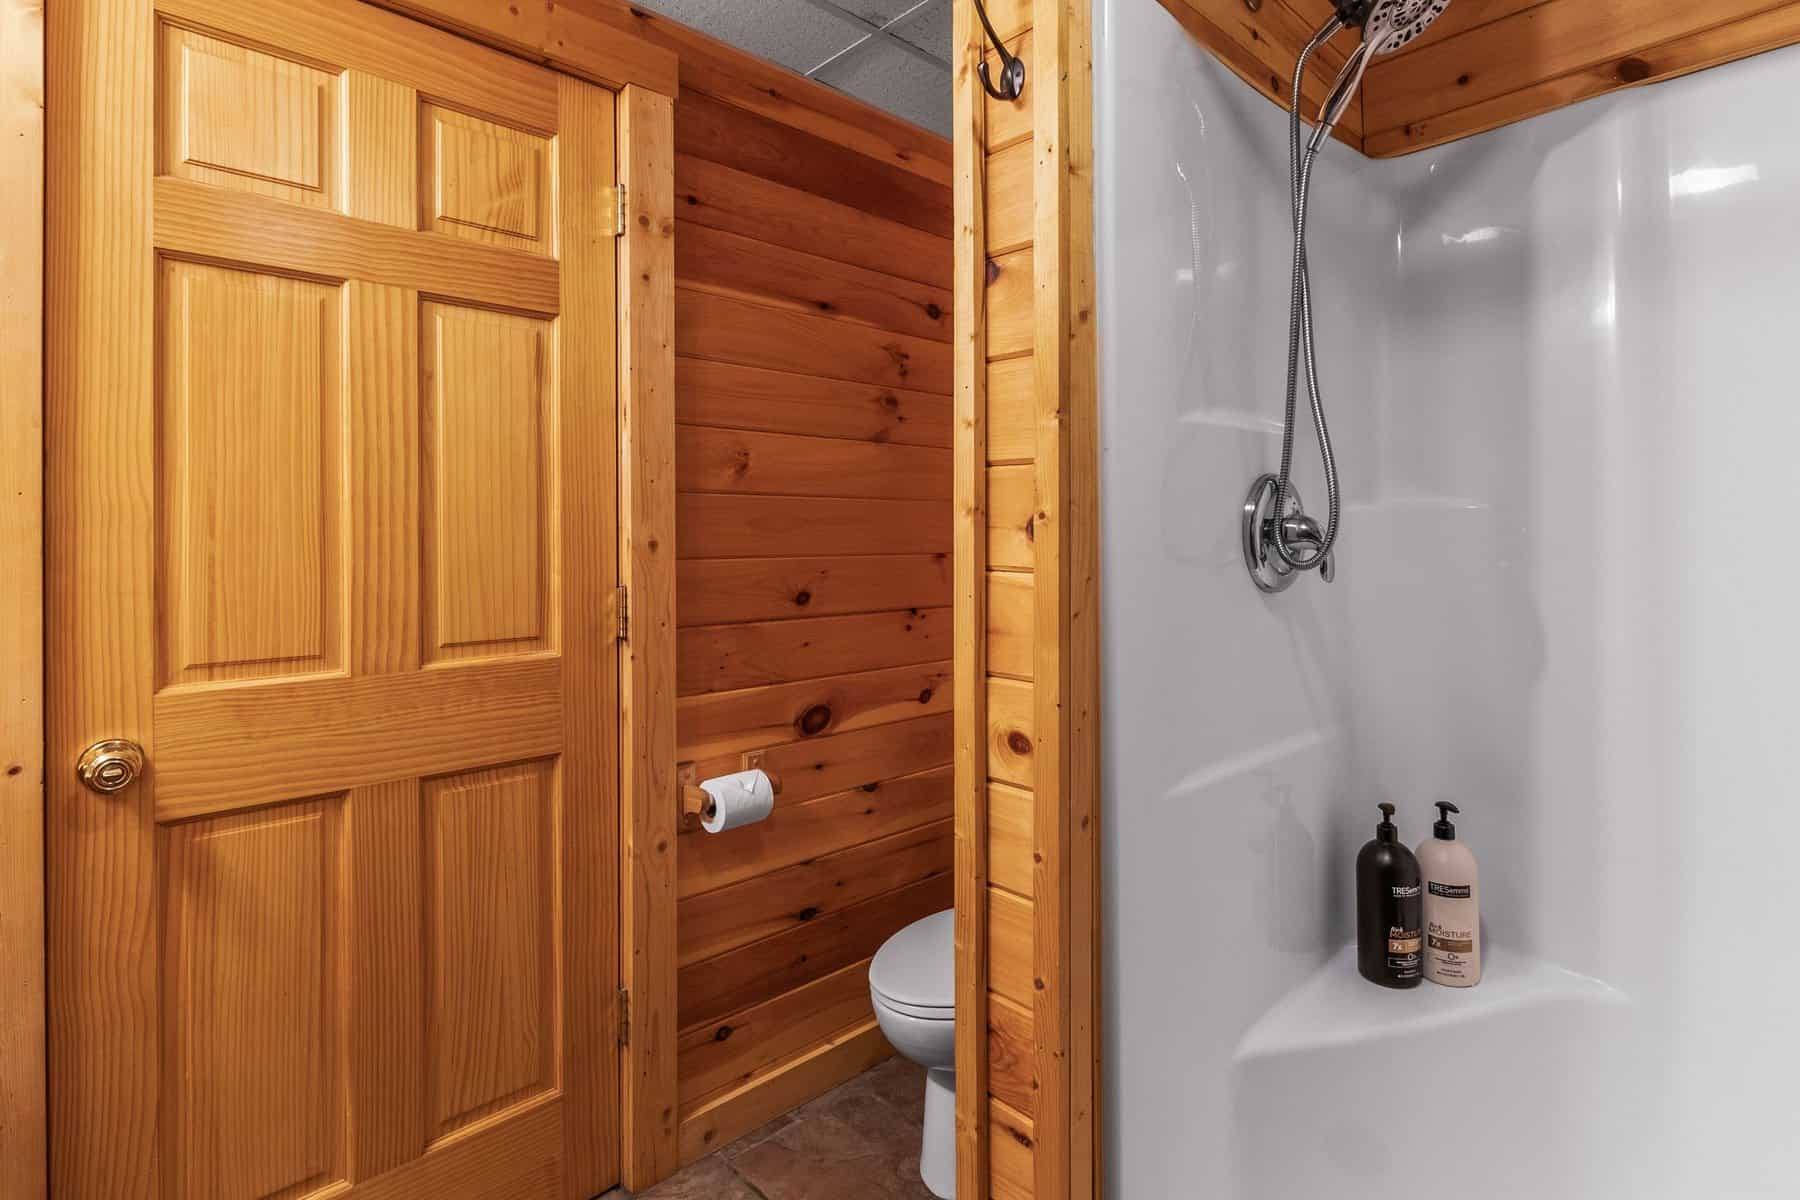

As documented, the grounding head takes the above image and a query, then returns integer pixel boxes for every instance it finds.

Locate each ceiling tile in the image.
[813,40,952,137]
[632,0,952,138]
[889,0,951,60]
[629,0,862,78]
[835,0,935,24]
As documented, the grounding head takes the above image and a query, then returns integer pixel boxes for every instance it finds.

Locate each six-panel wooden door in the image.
[46,0,621,1196]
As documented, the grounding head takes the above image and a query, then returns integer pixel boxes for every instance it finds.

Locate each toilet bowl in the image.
[870,908,956,1198]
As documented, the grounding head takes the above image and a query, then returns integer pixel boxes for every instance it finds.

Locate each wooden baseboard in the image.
[676,1017,894,1165]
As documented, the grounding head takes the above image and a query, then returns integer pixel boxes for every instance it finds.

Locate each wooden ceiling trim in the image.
[1152,0,1364,148]
[1268,0,1354,73]
[1364,0,1788,133]
[1155,0,1800,157]
[1367,2,1800,155]
[367,0,678,95]
[1374,0,1549,62]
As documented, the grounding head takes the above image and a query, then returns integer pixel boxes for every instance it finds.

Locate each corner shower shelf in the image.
[1234,944,1628,1065]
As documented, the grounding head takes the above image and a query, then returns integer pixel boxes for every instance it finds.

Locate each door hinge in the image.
[618,985,631,1046]
[615,584,630,643]
[604,185,627,237]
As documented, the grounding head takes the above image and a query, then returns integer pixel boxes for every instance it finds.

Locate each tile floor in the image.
[611,1056,936,1200]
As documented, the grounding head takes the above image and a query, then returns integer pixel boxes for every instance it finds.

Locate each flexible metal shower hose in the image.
[1272,19,1346,571]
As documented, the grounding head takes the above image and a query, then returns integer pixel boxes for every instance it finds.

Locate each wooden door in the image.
[45,1,621,1197]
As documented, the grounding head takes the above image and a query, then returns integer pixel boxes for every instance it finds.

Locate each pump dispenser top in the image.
[1376,802,1398,842]
[1432,800,1460,840]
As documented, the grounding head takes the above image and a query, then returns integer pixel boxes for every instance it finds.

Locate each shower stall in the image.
[1095,0,1800,1194]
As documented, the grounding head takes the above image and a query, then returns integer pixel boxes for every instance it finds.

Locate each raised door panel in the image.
[160,799,345,1200]
[160,24,339,209]
[421,302,557,662]
[158,261,342,686]
[425,759,561,1139]
[422,104,556,253]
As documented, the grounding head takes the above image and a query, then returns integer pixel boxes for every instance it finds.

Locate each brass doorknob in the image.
[76,739,145,794]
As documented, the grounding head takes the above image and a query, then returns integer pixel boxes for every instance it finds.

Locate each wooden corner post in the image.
[1029,1,1100,1192]
[953,0,1102,1196]
[953,0,992,1196]
[617,82,681,1191]
[1061,1,1102,1192]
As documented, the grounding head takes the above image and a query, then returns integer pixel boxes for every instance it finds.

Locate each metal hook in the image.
[973,0,1025,101]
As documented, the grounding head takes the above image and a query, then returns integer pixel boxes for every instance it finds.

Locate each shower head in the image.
[1314,0,1454,142]
[1358,0,1454,55]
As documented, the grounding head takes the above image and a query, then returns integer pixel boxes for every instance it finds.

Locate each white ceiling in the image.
[632,0,953,137]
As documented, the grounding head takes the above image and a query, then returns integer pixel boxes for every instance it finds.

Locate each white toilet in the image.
[870,908,956,1198]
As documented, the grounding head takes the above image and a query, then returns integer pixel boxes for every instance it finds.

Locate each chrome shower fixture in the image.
[1244,474,1335,593]
[1242,0,1455,595]
[1317,1,1452,140]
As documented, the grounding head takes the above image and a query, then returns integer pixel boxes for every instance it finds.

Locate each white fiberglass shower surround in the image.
[1095,1,1800,1196]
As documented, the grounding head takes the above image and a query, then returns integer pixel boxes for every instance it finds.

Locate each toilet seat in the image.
[871,991,955,1022]
[870,909,954,1019]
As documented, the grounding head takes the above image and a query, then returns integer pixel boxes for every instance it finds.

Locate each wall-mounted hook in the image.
[973,0,1026,101]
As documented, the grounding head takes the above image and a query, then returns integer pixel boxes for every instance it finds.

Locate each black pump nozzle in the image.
[1433,800,1461,841]
[1376,802,1397,843]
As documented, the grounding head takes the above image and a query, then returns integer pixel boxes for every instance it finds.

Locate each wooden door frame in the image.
[5,4,678,1195]
[614,84,681,1191]
[0,2,45,1198]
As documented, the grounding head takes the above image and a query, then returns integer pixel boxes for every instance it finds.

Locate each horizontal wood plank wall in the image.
[661,17,957,1166]
[956,1,1103,1197]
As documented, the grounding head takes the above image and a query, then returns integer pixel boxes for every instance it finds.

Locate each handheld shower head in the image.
[1243,0,1457,592]
[1315,0,1454,141]
[1361,0,1453,53]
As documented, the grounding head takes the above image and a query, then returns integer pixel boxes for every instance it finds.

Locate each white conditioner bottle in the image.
[1417,801,1481,988]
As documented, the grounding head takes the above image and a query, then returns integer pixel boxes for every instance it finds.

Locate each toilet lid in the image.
[870,909,954,1015]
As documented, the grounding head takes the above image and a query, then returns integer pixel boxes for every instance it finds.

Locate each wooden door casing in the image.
[45,1,621,1197]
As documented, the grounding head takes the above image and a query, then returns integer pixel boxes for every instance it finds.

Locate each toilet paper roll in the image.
[699,768,775,833]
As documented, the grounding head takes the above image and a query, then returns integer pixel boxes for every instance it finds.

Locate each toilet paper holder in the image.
[679,753,784,825]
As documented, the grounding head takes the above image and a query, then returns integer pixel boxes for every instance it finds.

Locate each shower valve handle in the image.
[1243,475,1334,593]
[1279,514,1335,583]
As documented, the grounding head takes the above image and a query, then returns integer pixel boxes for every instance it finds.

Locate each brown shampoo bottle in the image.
[1356,803,1423,988]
